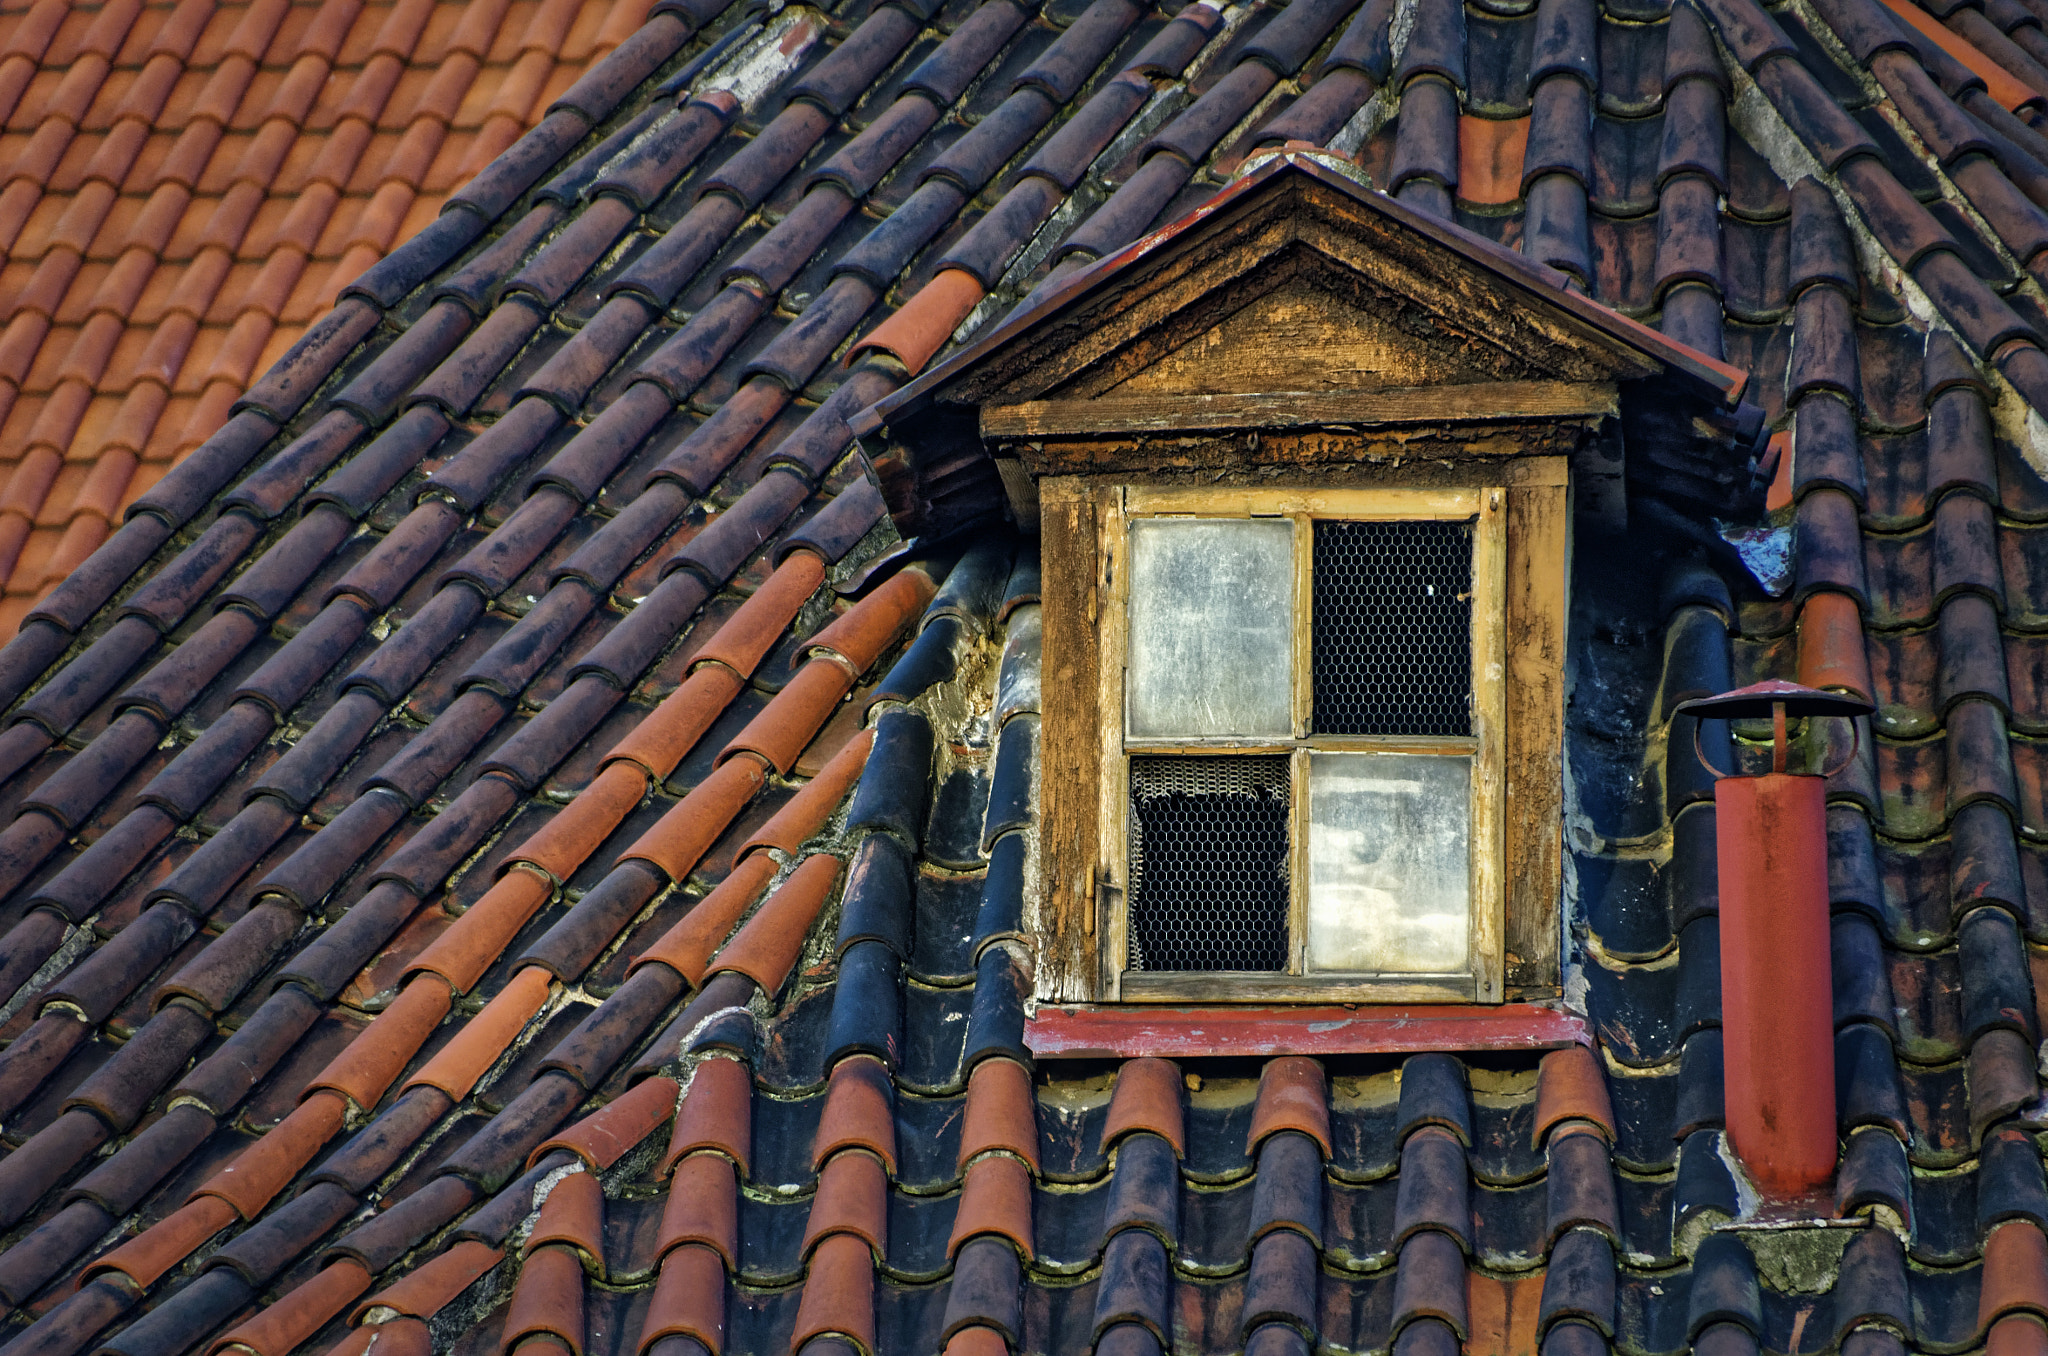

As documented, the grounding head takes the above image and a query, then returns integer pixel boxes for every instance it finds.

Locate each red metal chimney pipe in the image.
[1673,680,1872,1199]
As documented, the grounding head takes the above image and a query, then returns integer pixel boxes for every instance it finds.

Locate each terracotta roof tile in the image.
[802,1147,890,1259]
[503,1242,589,1355]
[738,725,874,857]
[701,851,841,994]
[629,849,776,987]
[657,1152,739,1267]
[80,1192,239,1288]
[948,1152,1035,1257]
[0,0,628,616]
[209,1259,375,1356]
[813,1055,897,1174]
[354,1240,506,1322]
[405,963,554,1098]
[639,1242,726,1355]
[526,1167,607,1266]
[405,867,554,994]
[663,1054,752,1178]
[192,1087,349,1219]
[790,1232,877,1352]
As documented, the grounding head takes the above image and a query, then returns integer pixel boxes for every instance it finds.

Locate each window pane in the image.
[1127,518,1294,738]
[1314,519,1473,735]
[1128,755,1290,972]
[1307,751,1470,973]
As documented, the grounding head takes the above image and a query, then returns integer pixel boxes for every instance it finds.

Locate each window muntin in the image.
[1104,487,1507,1003]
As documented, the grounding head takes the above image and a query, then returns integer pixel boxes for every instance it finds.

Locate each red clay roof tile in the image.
[621,755,770,884]
[305,970,454,1112]
[80,1192,239,1288]
[631,851,778,988]
[1532,1046,1616,1146]
[511,761,650,883]
[702,852,841,995]
[718,660,856,775]
[804,567,940,676]
[530,1073,681,1172]
[813,1055,897,1175]
[948,1153,1035,1258]
[354,1241,505,1322]
[526,1168,607,1269]
[1249,1057,1331,1157]
[605,665,745,781]
[1797,589,1874,701]
[1103,1058,1186,1157]
[209,1259,373,1356]
[802,1149,890,1259]
[1992,1316,2048,1356]
[404,867,554,994]
[0,0,624,618]
[639,1243,727,1356]
[739,727,874,859]
[789,1233,876,1353]
[663,1055,753,1179]
[690,554,831,680]
[502,1243,588,1356]
[659,1153,741,1269]
[404,963,554,1099]
[945,1328,1010,1356]
[959,1056,1040,1172]
[1984,1222,2048,1333]
[193,1087,347,1219]
[850,269,988,376]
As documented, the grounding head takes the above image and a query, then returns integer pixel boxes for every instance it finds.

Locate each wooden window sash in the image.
[1099,486,1509,1003]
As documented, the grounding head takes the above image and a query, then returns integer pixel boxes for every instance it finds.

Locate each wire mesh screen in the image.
[1314,519,1474,736]
[1127,756,1291,971]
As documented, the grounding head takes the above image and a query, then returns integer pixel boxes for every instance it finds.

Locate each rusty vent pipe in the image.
[1673,679,1872,1198]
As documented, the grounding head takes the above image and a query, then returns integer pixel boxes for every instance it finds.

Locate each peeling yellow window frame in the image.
[1093,486,1507,1005]
[1034,469,1568,1010]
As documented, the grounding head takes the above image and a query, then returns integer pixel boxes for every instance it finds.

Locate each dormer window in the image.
[854,154,1763,1020]
[1106,489,1506,1002]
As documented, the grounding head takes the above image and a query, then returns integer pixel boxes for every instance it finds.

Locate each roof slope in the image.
[0,0,2041,1349]
[0,0,652,633]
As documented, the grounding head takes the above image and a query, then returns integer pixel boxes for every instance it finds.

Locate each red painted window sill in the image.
[1024,1002,1589,1058]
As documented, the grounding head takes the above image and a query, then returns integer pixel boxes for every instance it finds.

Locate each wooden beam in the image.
[982,381,1618,438]
[1025,1003,1590,1058]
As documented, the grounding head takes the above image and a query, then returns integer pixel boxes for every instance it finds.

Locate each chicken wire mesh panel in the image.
[1127,755,1290,972]
[1313,519,1474,736]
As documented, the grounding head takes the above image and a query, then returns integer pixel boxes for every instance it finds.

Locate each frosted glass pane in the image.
[1127,518,1293,738]
[1307,751,1470,973]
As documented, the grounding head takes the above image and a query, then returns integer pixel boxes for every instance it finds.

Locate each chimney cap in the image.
[1672,679,1874,723]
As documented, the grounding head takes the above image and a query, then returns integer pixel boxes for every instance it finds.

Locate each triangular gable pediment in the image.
[854,153,1755,537]
[1099,277,1501,398]
[874,154,1747,419]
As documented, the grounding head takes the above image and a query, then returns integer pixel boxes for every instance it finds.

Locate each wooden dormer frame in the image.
[851,153,1763,1021]
[1090,484,1511,1005]
[1039,467,1567,1005]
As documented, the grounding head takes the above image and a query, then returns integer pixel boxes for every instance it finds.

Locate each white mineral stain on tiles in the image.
[703,7,830,112]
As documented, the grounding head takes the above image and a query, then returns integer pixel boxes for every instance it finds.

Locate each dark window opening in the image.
[1127,755,1291,972]
[1313,519,1474,736]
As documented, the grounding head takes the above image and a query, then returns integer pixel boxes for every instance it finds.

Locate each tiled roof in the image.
[0,0,650,634]
[0,0,2046,1349]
